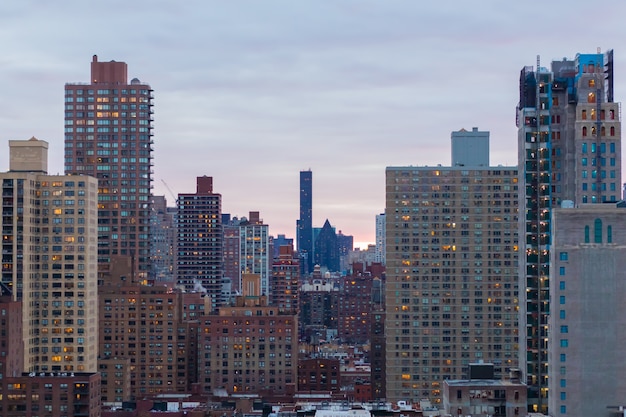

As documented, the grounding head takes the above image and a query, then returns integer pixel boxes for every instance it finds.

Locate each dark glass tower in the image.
[297,170,313,274]
[314,219,339,272]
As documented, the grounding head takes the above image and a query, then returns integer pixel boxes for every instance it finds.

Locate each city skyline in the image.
[2,1,626,246]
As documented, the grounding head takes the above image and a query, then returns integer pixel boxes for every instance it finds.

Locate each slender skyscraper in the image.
[239,211,270,296]
[517,50,621,413]
[297,170,313,274]
[375,213,386,265]
[64,55,154,282]
[176,176,223,309]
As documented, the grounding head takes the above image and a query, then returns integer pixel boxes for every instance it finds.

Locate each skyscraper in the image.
[269,244,300,313]
[222,214,241,294]
[314,219,340,272]
[239,211,270,296]
[64,55,154,282]
[150,195,176,283]
[516,49,621,412]
[1,138,99,372]
[297,170,313,274]
[385,129,519,403]
[375,213,386,265]
[176,176,223,309]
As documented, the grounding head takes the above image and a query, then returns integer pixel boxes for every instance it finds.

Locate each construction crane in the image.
[161,179,179,205]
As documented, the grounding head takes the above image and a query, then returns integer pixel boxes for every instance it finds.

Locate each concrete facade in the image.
[451,127,490,167]
[548,204,626,417]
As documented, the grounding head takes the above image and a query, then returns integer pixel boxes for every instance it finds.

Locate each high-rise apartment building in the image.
[337,230,354,273]
[150,195,176,283]
[297,170,313,274]
[239,211,270,296]
[176,176,223,309]
[1,138,99,373]
[385,130,519,403]
[375,213,386,265]
[222,214,241,294]
[337,263,384,344]
[516,49,621,412]
[64,55,154,282]
[548,204,626,416]
[299,270,340,342]
[371,285,386,401]
[99,280,204,400]
[269,244,300,313]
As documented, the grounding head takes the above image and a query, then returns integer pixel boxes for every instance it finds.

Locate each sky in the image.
[1,1,626,248]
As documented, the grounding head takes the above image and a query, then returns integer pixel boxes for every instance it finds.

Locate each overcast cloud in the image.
[1,0,625,245]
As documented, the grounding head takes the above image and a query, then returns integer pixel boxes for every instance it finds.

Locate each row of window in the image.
[67,88,150,95]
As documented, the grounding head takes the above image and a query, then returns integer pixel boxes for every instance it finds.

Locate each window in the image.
[594,218,603,243]
[561,392,567,400]
[559,267,566,276]
[560,326,568,333]
[559,281,566,290]
[561,405,567,414]
[584,225,590,243]
[560,296,566,305]
[560,379,567,387]
[559,252,568,261]
[582,157,588,166]
[560,339,568,347]
[560,310,566,319]
[560,353,566,362]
